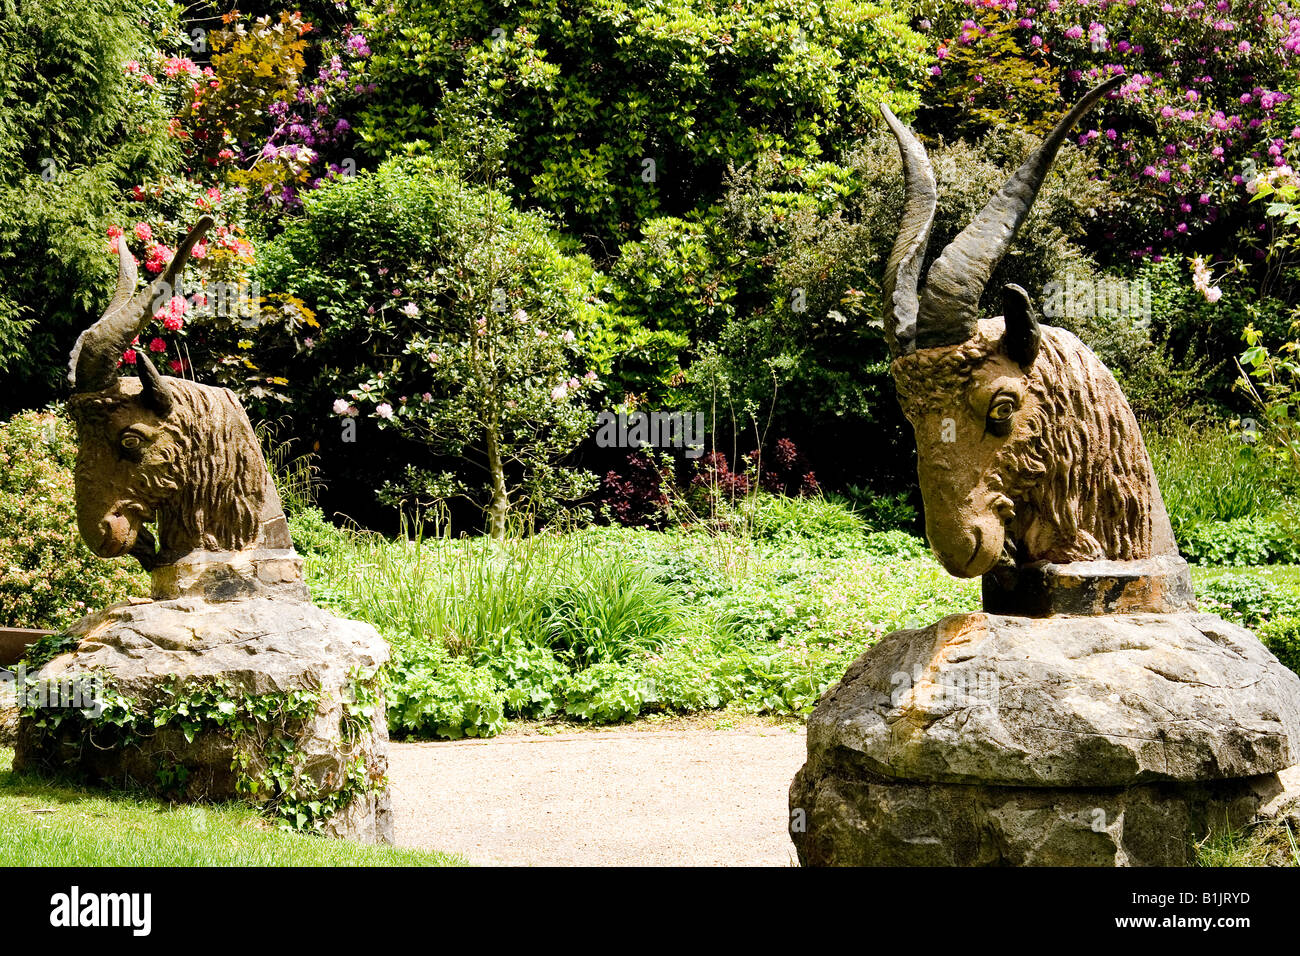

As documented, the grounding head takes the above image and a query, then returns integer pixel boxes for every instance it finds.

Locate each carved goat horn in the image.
[1001,283,1041,367]
[884,76,1123,353]
[880,102,938,358]
[69,215,214,392]
[137,352,174,416]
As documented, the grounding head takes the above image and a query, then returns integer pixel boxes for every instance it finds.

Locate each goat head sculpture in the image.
[66,216,290,570]
[881,77,1177,578]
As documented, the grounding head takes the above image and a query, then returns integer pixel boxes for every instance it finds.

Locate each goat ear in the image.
[137,353,174,416]
[1001,283,1041,368]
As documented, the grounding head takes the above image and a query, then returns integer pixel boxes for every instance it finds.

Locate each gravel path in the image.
[389,727,807,866]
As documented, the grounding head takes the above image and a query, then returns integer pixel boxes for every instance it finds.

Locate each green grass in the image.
[0,748,464,866]
[1196,819,1300,867]
[1147,423,1291,536]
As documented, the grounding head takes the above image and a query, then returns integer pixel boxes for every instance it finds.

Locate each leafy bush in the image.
[1180,515,1300,567]
[287,508,352,560]
[0,409,147,629]
[534,553,689,668]
[255,156,609,532]
[1199,573,1300,629]
[0,0,182,410]
[834,486,918,532]
[861,530,931,561]
[1147,421,1294,551]
[355,0,930,249]
[918,0,1300,263]
[561,660,652,723]
[477,640,569,719]
[386,642,507,740]
[743,494,865,542]
[1260,617,1300,676]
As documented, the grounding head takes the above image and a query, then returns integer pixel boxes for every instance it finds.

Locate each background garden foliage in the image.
[3,0,1300,738]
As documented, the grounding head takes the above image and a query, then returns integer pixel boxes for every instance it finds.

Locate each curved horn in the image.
[915,75,1124,349]
[137,352,174,416]
[70,215,215,391]
[1001,283,1041,368]
[880,103,938,358]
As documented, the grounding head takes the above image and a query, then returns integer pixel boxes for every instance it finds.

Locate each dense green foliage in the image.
[0,409,146,629]
[254,157,611,527]
[354,0,930,249]
[0,0,181,408]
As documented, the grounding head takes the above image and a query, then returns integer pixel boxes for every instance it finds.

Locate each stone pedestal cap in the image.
[982,555,1196,617]
[150,548,309,603]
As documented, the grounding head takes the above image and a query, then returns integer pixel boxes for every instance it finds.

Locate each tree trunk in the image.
[485,419,509,539]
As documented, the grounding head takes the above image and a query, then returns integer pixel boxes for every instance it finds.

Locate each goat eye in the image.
[988,399,1016,423]
[121,434,142,451]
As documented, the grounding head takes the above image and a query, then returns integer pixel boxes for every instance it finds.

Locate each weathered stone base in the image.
[13,590,393,844]
[790,762,1289,867]
[791,608,1300,866]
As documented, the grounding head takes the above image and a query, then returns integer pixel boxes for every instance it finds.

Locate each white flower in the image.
[332,398,349,415]
[375,403,394,419]
[402,302,420,317]
[550,384,568,401]
[512,309,528,322]
[561,329,575,343]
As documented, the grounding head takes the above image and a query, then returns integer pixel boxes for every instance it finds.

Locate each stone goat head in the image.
[66,217,289,570]
[880,77,1177,577]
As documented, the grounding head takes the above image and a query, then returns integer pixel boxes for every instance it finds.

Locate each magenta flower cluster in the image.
[930,0,1300,262]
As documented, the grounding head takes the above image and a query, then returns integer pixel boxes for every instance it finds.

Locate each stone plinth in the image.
[790,605,1300,866]
[982,555,1196,617]
[13,552,393,844]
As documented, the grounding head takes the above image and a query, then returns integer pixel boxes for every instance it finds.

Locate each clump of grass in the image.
[1147,422,1289,538]
[308,521,701,663]
[1196,819,1300,867]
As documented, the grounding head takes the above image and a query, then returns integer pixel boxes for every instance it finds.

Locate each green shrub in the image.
[355,0,929,249]
[561,660,652,723]
[1147,421,1297,562]
[477,639,568,719]
[253,156,609,531]
[1180,515,1300,567]
[287,508,351,559]
[834,486,918,532]
[862,530,931,561]
[386,642,507,740]
[0,409,147,629]
[0,0,181,410]
[534,553,689,668]
[1260,617,1300,677]
[1199,574,1300,629]
[641,647,730,712]
[743,494,865,542]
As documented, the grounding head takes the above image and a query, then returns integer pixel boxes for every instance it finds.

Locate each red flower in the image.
[148,337,166,353]
[122,349,137,365]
